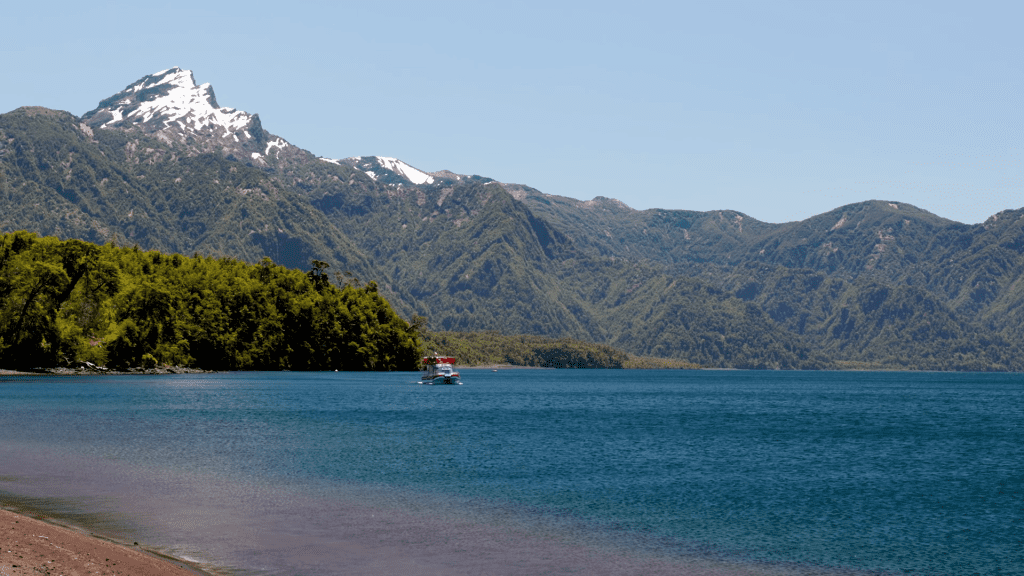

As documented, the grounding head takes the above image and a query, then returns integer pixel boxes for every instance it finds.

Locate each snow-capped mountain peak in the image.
[87,67,247,134]
[321,156,436,186]
[82,67,289,161]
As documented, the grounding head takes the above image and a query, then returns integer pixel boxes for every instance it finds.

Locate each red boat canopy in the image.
[423,356,456,364]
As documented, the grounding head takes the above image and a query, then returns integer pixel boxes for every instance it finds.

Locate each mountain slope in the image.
[0,105,380,280]
[2,67,1023,370]
[513,186,1024,369]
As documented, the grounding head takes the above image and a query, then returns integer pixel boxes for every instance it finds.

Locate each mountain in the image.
[506,185,1024,369]
[1,67,1022,370]
[0,74,379,282]
[81,67,292,164]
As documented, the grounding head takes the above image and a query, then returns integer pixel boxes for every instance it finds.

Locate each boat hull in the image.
[420,374,461,385]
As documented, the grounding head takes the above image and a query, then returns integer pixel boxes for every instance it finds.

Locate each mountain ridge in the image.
[2,67,1022,370]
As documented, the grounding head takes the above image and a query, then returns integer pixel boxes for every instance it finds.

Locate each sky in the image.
[3,0,1021,224]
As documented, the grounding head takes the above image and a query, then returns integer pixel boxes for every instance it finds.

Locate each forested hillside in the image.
[422,331,699,369]
[0,231,420,370]
[2,67,1023,371]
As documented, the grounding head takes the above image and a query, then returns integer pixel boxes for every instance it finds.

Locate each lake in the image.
[0,370,1021,575]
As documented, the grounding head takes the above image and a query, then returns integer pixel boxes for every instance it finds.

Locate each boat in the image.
[420,355,461,385]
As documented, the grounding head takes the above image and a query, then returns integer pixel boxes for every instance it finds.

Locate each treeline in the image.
[421,330,700,369]
[0,231,421,370]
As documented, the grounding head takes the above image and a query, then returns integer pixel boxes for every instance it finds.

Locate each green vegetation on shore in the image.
[422,330,700,369]
[0,231,420,370]
[0,231,691,372]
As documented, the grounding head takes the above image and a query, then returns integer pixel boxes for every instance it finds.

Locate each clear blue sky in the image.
[4,0,1021,223]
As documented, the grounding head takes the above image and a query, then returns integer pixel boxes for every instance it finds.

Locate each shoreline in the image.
[0,507,214,576]
[0,366,216,376]
[466,363,554,370]
[0,369,34,376]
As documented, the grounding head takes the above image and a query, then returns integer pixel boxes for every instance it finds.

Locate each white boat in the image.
[420,355,461,385]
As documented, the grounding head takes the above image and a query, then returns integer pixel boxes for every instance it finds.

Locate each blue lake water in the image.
[0,370,1021,575]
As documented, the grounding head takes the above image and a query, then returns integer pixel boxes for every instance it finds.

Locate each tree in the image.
[307,259,331,292]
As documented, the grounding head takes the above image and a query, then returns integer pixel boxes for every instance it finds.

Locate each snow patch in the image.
[319,157,342,165]
[265,138,288,156]
[375,157,434,185]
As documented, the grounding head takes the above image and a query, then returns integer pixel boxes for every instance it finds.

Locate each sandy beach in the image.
[0,509,208,576]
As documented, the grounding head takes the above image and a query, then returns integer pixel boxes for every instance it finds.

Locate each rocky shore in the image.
[1,363,216,376]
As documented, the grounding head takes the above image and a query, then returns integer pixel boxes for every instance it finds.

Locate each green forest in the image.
[0,231,421,371]
[421,330,700,369]
[0,231,678,372]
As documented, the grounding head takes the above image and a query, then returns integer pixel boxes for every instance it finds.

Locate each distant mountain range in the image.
[2,67,1022,370]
